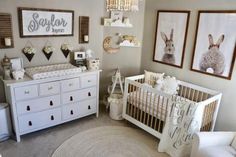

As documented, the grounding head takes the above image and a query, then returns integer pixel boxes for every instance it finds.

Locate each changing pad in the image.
[25,63,82,80]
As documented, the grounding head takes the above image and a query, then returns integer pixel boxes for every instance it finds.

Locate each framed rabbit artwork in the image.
[191,11,236,80]
[153,10,190,68]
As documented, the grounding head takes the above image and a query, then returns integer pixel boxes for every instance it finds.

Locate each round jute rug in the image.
[52,126,167,157]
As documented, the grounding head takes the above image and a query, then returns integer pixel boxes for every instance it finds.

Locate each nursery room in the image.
[0,0,236,157]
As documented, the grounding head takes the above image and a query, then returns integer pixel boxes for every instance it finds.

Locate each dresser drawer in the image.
[78,99,97,117]
[39,82,60,96]
[62,91,80,104]
[62,103,79,121]
[16,95,61,115]
[15,85,38,101]
[78,87,96,101]
[18,108,61,133]
[61,78,80,92]
[80,75,97,88]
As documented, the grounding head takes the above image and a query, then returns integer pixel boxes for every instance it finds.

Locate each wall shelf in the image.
[104,24,133,28]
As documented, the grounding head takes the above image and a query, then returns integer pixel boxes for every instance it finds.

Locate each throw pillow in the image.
[144,70,164,86]
[155,76,179,95]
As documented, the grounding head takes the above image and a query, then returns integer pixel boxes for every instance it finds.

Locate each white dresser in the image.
[1,70,100,142]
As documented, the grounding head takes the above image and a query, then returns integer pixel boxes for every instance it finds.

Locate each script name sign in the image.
[18,8,74,37]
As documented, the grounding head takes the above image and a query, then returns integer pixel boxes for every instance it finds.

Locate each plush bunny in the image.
[199,34,225,75]
[161,29,176,64]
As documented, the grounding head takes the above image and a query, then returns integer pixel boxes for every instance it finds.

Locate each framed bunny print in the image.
[153,10,190,68]
[191,11,236,80]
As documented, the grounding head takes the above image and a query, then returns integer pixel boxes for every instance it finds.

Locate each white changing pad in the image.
[25,63,82,80]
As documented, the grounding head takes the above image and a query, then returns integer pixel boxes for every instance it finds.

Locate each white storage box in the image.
[108,94,123,120]
[0,103,11,142]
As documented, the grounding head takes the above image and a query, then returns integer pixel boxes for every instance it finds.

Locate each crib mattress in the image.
[25,63,82,80]
[128,91,168,121]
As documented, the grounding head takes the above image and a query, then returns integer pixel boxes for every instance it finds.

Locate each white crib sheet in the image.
[128,91,168,121]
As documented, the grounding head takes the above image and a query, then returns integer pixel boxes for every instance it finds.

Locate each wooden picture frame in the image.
[0,13,14,49]
[79,16,89,43]
[191,10,236,80]
[153,10,190,68]
[18,7,74,38]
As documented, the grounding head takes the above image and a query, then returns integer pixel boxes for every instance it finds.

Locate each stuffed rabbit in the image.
[199,34,225,75]
[161,29,176,64]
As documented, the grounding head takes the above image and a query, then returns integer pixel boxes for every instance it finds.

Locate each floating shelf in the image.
[104,24,133,28]
[119,45,140,48]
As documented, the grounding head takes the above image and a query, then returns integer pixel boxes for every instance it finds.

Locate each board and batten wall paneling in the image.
[140,0,236,131]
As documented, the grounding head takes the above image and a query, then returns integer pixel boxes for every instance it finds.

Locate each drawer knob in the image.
[48,86,53,90]
[51,115,54,121]
[69,83,73,87]
[50,101,53,106]
[88,92,91,97]
[70,96,73,101]
[70,110,74,115]
[28,121,32,126]
[24,90,30,94]
[88,80,91,83]
[26,106,30,111]
[88,105,91,110]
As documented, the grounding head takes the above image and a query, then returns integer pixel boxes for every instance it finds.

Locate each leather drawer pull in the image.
[28,121,32,126]
[27,106,30,111]
[70,96,73,101]
[70,110,74,115]
[88,92,91,97]
[24,90,30,94]
[50,101,53,106]
[88,105,91,110]
[51,115,54,121]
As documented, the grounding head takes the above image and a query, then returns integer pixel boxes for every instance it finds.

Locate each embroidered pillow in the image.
[144,70,164,86]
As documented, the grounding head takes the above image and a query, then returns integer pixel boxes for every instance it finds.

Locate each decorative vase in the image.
[43,50,53,60]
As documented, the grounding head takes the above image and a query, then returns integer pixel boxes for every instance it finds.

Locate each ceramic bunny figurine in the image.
[199,34,225,75]
[161,29,176,64]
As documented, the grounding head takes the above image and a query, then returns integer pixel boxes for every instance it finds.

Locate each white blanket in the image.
[158,96,205,157]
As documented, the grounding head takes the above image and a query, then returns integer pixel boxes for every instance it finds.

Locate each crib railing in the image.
[123,75,222,139]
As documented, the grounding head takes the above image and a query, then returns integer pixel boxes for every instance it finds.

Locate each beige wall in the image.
[0,0,145,101]
[141,0,236,131]
[100,0,145,95]
[0,0,105,101]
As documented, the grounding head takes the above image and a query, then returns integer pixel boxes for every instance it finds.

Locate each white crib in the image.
[122,74,222,139]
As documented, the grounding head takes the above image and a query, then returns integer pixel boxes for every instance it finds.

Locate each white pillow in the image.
[154,76,179,95]
[231,136,236,150]
[144,70,164,86]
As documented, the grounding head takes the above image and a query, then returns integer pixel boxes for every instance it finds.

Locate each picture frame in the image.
[10,57,23,71]
[153,10,190,68]
[18,7,74,37]
[191,10,236,80]
[74,51,86,60]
